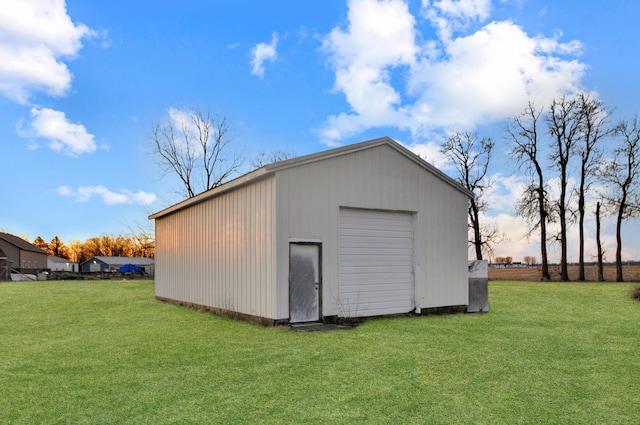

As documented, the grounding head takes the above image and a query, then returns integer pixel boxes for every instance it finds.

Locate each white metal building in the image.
[149,137,473,325]
[47,256,79,272]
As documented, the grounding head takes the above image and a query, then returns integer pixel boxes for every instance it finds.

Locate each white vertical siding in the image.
[154,140,469,323]
[154,176,277,319]
[275,143,469,317]
[338,208,415,317]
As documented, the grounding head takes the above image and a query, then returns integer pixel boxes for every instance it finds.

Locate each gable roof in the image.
[80,256,154,266]
[0,232,48,255]
[149,136,473,220]
[48,255,77,264]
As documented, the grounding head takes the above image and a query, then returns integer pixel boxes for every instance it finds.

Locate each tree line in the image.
[32,233,155,264]
[29,110,292,267]
[150,105,638,282]
[444,92,639,282]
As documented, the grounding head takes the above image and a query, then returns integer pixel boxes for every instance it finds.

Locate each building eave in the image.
[148,136,473,221]
[148,167,272,220]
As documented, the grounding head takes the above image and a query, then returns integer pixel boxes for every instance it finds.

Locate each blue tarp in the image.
[119,264,147,275]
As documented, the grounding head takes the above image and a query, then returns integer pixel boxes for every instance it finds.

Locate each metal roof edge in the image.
[266,136,473,199]
[149,136,473,221]
[263,136,393,172]
[0,232,49,254]
[387,139,475,199]
[148,167,272,220]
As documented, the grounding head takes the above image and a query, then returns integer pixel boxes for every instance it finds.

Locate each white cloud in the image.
[428,0,492,20]
[406,140,451,169]
[325,0,417,69]
[483,172,527,214]
[57,185,157,206]
[18,107,98,157]
[319,0,417,143]
[408,21,585,134]
[0,0,96,103]
[167,107,192,133]
[423,0,492,42]
[319,0,587,146]
[250,32,278,78]
[164,107,212,154]
[476,172,640,263]
[488,209,640,264]
[485,212,533,261]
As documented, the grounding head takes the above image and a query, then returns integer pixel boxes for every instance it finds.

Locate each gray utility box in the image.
[468,260,489,313]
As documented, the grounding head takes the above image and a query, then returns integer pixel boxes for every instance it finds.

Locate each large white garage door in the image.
[339,208,415,317]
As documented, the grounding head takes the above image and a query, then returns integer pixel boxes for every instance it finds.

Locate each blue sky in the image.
[2,0,639,262]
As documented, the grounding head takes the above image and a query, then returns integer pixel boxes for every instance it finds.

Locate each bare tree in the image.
[125,221,156,259]
[153,109,243,198]
[594,201,605,281]
[251,149,296,169]
[601,118,640,281]
[547,94,581,281]
[574,93,610,280]
[441,130,499,260]
[507,101,552,280]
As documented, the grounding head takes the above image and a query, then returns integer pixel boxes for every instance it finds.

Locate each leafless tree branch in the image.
[152,109,243,198]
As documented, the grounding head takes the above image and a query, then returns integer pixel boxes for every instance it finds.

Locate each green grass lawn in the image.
[1,280,639,424]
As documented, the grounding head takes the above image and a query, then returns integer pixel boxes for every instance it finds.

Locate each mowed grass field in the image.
[1,280,639,424]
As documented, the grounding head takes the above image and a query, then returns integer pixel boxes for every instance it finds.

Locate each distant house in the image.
[0,232,48,275]
[150,136,473,326]
[80,256,154,275]
[48,256,79,272]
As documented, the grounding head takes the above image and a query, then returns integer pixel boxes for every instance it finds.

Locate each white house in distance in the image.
[48,256,79,272]
[149,137,473,326]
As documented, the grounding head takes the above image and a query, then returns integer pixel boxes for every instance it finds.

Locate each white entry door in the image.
[339,208,415,317]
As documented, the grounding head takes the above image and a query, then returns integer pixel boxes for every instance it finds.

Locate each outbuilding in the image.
[48,255,79,272]
[0,232,48,276]
[149,137,473,325]
[80,256,154,275]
